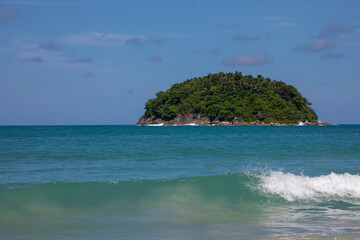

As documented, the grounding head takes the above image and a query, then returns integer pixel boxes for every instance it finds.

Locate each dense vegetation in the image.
[144,72,318,124]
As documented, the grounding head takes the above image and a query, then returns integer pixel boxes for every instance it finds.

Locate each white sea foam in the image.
[147,123,164,126]
[260,171,360,201]
[184,123,197,126]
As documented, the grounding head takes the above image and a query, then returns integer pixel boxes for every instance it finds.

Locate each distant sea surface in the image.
[1,125,360,240]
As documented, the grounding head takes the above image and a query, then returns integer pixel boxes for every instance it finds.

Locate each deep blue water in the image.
[0,125,360,239]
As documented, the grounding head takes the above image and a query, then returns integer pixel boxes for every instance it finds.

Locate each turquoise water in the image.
[0,125,360,239]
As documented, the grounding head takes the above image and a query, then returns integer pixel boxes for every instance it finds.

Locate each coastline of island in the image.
[136,113,331,126]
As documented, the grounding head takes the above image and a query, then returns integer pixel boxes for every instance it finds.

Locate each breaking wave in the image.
[260,171,360,202]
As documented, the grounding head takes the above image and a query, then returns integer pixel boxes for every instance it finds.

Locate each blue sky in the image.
[1,0,360,125]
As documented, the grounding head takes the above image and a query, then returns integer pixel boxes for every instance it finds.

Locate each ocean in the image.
[0,125,359,240]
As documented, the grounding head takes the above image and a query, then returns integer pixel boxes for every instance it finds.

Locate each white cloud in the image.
[264,17,283,21]
[3,0,99,6]
[145,55,163,62]
[224,52,268,66]
[59,32,149,46]
[319,22,359,38]
[4,38,119,72]
[293,39,335,53]
[274,22,297,27]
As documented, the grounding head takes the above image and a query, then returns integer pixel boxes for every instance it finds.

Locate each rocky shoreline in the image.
[136,114,331,126]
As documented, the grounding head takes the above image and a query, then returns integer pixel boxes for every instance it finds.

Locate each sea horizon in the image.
[1,123,359,126]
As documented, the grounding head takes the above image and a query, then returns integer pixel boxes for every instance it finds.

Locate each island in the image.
[137,72,330,126]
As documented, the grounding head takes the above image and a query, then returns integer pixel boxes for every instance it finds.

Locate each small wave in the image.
[260,171,360,202]
[2,172,360,239]
[3,171,360,207]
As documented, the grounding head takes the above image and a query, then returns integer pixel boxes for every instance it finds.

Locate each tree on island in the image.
[141,72,318,124]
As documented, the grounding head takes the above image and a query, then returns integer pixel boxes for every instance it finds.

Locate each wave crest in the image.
[260,171,360,201]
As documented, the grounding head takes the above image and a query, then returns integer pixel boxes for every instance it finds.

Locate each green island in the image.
[137,72,329,126]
